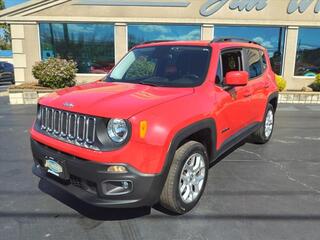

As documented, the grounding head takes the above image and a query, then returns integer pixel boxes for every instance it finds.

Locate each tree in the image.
[0,0,4,10]
[0,0,11,51]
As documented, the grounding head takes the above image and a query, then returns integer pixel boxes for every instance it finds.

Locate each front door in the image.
[214,49,254,149]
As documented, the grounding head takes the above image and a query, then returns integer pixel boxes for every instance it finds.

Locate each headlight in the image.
[107,118,129,143]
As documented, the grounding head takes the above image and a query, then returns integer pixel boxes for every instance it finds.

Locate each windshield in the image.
[106,46,211,87]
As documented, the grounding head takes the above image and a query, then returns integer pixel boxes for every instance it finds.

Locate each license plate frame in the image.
[44,157,69,180]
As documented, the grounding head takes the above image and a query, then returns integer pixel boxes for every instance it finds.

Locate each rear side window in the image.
[244,48,266,79]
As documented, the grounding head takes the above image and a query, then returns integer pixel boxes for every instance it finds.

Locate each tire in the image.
[11,76,15,85]
[250,103,275,144]
[159,141,209,214]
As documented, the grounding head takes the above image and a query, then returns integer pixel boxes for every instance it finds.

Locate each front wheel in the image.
[250,103,275,144]
[159,141,209,214]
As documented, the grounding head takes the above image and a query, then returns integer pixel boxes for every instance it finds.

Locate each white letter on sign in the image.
[229,0,267,11]
[287,0,314,13]
[200,0,229,16]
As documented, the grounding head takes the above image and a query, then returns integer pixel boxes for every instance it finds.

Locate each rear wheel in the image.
[250,103,274,144]
[159,141,209,214]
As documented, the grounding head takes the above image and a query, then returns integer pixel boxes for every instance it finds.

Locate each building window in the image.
[39,23,114,74]
[0,25,12,57]
[128,24,201,49]
[295,28,320,77]
[215,26,286,75]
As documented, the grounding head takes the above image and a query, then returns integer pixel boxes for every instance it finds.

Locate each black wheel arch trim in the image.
[157,118,217,193]
[267,91,279,112]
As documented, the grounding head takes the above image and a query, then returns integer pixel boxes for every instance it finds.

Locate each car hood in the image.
[39,81,194,119]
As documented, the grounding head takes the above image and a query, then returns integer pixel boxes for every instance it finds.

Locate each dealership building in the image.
[0,0,320,90]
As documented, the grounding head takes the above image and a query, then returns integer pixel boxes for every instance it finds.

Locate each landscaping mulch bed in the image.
[9,82,54,91]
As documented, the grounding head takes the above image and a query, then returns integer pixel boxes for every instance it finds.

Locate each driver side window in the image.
[216,49,244,86]
[216,49,243,84]
[221,49,243,80]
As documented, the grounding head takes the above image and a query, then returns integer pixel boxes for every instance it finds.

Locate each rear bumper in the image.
[31,139,164,208]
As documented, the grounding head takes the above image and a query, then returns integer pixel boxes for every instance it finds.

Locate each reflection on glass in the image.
[39,23,114,74]
[108,46,211,88]
[295,28,320,77]
[244,48,263,79]
[128,25,201,49]
[215,26,285,75]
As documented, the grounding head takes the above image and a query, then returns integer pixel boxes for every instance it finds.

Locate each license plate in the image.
[44,157,69,180]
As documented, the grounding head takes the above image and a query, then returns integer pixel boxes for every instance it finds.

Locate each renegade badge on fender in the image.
[31,38,278,214]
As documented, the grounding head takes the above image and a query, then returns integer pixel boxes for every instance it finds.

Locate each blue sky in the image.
[5,0,28,8]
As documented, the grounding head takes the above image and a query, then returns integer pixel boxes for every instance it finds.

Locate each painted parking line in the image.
[278,106,299,112]
[306,106,320,111]
[278,105,320,112]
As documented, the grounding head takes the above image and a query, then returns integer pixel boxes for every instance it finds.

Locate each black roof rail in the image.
[211,37,261,45]
[141,40,177,45]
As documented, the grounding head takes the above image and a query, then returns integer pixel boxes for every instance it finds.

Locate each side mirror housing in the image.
[225,71,249,86]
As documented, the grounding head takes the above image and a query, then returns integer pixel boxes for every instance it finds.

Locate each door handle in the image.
[264,83,270,89]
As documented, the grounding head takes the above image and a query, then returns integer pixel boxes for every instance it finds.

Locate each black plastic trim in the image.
[267,91,279,112]
[31,139,163,208]
[216,122,261,159]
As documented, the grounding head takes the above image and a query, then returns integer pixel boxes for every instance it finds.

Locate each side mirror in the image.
[225,71,249,86]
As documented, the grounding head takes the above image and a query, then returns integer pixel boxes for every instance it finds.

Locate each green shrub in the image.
[275,75,286,92]
[309,74,320,92]
[32,58,78,89]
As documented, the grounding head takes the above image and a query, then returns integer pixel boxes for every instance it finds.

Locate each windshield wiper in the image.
[138,77,168,87]
[138,81,163,87]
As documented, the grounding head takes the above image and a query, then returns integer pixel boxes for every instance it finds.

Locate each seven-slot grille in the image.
[39,106,97,149]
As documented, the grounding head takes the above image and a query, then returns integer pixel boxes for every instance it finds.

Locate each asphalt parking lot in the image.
[0,96,320,240]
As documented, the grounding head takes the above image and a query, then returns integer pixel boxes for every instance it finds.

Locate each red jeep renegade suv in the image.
[31,38,278,214]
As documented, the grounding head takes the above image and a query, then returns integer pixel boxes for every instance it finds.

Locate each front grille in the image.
[39,106,98,150]
[70,175,82,188]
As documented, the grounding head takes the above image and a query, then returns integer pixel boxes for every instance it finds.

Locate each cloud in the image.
[151,29,200,41]
[299,44,315,50]
[137,25,171,34]
[253,37,274,49]
[176,29,201,40]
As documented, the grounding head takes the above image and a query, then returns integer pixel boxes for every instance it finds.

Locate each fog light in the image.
[102,180,133,195]
[122,181,129,189]
[107,165,128,173]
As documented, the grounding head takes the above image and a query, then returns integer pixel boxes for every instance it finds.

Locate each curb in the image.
[279,92,320,104]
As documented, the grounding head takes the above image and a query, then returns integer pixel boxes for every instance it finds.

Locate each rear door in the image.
[214,48,254,148]
[243,48,268,122]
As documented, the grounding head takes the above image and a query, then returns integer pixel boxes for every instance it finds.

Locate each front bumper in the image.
[31,139,164,208]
